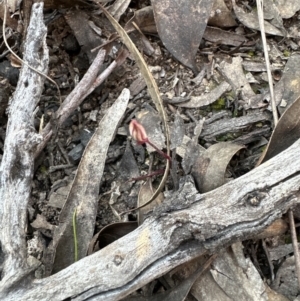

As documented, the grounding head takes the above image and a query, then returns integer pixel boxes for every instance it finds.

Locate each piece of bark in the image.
[189,243,271,301]
[200,111,271,141]
[0,2,47,289]
[0,79,11,117]
[2,135,300,300]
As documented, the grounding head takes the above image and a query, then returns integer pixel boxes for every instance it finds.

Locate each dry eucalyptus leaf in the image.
[218,56,255,100]
[118,142,140,181]
[48,89,130,275]
[124,6,157,33]
[65,10,104,63]
[263,0,285,32]
[274,54,300,115]
[108,0,131,21]
[48,179,73,209]
[87,222,138,254]
[192,142,244,193]
[136,110,166,153]
[176,135,205,159]
[232,0,285,37]
[151,0,214,73]
[138,179,164,225]
[257,95,300,165]
[178,81,231,108]
[208,0,237,27]
[275,0,300,19]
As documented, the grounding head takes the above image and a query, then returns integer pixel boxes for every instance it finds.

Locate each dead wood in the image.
[0,2,48,292]
[1,133,300,300]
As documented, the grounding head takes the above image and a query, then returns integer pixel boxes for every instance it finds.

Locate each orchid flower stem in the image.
[146,139,171,161]
[129,169,165,182]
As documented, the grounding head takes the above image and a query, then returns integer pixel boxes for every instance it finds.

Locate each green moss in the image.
[216,132,241,142]
[39,165,48,174]
[211,97,226,110]
[247,50,255,57]
[283,50,290,57]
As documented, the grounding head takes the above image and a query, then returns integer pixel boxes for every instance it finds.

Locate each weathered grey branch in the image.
[34,48,106,157]
[0,2,47,291]
[2,134,300,300]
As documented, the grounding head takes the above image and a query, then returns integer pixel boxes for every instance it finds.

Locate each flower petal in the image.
[129,119,148,144]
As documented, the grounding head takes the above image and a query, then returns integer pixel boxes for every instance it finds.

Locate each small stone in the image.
[80,129,93,146]
[68,143,84,164]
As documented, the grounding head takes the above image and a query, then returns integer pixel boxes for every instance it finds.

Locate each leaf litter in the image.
[1,0,300,299]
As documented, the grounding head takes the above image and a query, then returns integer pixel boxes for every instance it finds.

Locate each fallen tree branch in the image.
[2,134,300,300]
[34,48,128,158]
[0,2,48,291]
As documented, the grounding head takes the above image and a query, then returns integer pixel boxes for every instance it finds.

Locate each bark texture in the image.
[2,136,300,300]
[0,2,48,292]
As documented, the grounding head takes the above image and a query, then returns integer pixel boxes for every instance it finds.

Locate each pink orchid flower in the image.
[129,119,148,144]
[129,119,171,161]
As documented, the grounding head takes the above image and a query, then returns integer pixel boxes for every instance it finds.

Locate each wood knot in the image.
[244,191,268,207]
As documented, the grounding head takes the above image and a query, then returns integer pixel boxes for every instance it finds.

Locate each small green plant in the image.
[39,165,48,174]
[247,50,255,57]
[211,97,226,110]
[283,50,290,57]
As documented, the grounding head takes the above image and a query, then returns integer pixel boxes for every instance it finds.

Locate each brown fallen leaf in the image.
[274,54,300,115]
[124,6,157,34]
[46,89,130,275]
[138,178,164,225]
[208,0,237,27]
[232,0,285,37]
[151,0,214,73]
[257,95,300,165]
[87,222,138,254]
[65,10,104,63]
[108,0,131,21]
[192,142,244,193]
